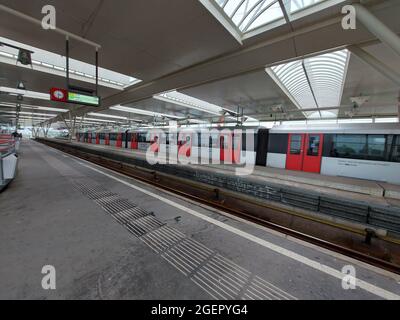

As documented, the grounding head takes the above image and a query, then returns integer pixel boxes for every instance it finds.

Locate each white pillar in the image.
[354,3,400,58]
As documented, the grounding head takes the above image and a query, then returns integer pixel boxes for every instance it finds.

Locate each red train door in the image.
[105,134,110,146]
[302,134,323,173]
[286,134,305,171]
[96,133,100,145]
[178,134,191,158]
[131,133,138,150]
[286,134,323,173]
[116,133,122,148]
[220,133,234,163]
[232,133,241,164]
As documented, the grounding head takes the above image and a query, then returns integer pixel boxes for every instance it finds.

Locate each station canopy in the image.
[1,0,399,129]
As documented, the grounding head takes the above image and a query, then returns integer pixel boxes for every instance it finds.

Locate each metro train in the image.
[76,123,400,184]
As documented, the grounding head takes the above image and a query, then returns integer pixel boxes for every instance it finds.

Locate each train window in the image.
[209,133,219,148]
[307,135,320,156]
[367,135,386,160]
[331,135,367,159]
[138,133,147,142]
[391,135,400,163]
[290,135,302,155]
[268,134,288,154]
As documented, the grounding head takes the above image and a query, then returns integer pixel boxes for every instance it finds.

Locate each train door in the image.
[286,134,323,173]
[88,133,92,144]
[302,134,323,173]
[220,133,233,163]
[256,129,269,166]
[178,134,191,158]
[105,133,110,146]
[220,136,226,162]
[232,133,242,164]
[286,134,305,171]
[96,133,100,145]
[131,133,138,150]
[116,133,122,148]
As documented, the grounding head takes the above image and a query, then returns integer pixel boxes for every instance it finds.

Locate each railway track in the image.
[38,138,400,275]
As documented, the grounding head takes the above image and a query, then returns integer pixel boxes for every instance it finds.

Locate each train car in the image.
[266,123,400,184]
[76,122,400,184]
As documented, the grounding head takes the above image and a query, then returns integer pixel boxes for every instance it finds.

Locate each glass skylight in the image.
[289,0,326,13]
[154,90,258,123]
[214,0,284,33]
[203,0,344,40]
[110,105,184,119]
[0,86,50,100]
[154,91,226,116]
[0,36,141,90]
[76,117,118,123]
[266,49,349,118]
[0,102,69,113]
[86,113,128,120]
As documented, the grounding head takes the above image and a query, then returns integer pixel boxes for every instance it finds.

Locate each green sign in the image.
[68,92,100,106]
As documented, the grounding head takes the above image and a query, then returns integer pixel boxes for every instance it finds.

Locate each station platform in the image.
[51,139,400,207]
[2,140,400,299]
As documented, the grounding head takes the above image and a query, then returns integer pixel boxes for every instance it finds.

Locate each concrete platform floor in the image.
[1,140,400,300]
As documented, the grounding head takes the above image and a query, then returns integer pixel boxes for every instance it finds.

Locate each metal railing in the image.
[0,135,16,188]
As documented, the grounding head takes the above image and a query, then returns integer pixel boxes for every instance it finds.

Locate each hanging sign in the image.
[50,87,100,106]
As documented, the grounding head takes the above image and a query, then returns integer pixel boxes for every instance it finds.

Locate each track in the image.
[37,138,400,275]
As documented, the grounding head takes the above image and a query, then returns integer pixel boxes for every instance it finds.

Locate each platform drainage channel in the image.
[72,179,296,300]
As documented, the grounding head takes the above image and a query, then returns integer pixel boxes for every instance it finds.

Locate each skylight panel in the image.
[0,86,50,100]
[154,91,225,116]
[0,36,141,90]
[76,117,118,123]
[203,0,345,40]
[110,105,184,119]
[290,0,327,13]
[0,102,69,113]
[86,113,128,120]
[216,0,284,33]
[267,49,349,118]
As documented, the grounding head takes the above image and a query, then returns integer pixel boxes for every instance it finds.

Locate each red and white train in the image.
[76,123,400,184]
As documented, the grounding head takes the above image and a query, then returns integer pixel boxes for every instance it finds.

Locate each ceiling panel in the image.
[0,0,240,81]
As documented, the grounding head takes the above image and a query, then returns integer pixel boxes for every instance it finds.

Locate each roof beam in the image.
[354,3,400,58]
[0,4,101,49]
[348,45,400,86]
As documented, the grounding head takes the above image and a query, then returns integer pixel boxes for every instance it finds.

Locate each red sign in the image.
[50,87,68,102]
